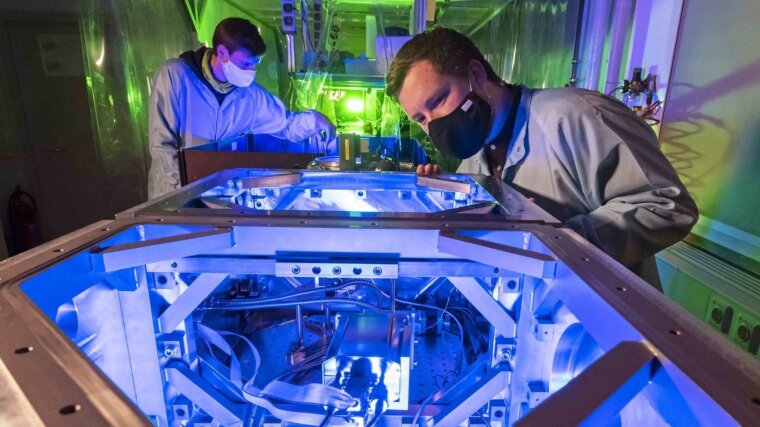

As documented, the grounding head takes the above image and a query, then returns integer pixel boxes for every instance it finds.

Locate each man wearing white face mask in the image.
[147,17,336,199]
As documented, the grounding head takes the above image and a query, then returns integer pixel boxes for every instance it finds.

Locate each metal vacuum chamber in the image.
[0,170,758,427]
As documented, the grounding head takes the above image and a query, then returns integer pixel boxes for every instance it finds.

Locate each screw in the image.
[171,262,178,268]
[59,404,82,415]
[373,267,383,276]
[292,265,301,274]
[499,348,512,361]
[14,346,34,354]
[353,267,362,275]
[332,266,342,275]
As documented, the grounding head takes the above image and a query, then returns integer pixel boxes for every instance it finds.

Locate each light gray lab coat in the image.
[147,58,317,199]
[458,87,698,287]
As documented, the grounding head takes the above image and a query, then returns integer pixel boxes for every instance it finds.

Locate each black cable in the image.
[318,407,336,427]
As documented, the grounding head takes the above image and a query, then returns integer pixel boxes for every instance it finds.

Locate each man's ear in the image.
[216,44,229,62]
[468,59,488,90]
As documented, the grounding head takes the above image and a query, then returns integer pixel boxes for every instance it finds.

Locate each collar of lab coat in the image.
[473,85,532,179]
[182,59,245,109]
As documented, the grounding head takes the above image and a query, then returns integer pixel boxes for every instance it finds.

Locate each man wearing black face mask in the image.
[385,28,698,289]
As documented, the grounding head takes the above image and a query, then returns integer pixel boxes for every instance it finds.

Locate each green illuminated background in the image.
[80,0,583,194]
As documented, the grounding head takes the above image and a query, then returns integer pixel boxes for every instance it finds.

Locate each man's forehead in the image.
[230,49,262,64]
[402,61,444,89]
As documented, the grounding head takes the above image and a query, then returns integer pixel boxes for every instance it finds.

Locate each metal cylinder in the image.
[286,33,296,73]
[578,0,612,91]
[295,304,304,346]
[569,0,586,87]
[412,0,427,34]
[390,278,396,315]
[604,0,635,94]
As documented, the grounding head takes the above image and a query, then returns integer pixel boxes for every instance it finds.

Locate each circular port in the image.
[738,324,751,342]
[710,307,724,324]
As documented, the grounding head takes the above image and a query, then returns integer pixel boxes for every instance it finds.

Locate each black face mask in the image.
[428,91,492,159]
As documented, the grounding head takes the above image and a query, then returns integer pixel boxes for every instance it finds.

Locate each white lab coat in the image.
[147,58,317,199]
[458,87,698,287]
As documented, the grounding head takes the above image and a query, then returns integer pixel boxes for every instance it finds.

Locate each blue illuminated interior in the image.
[194,171,495,213]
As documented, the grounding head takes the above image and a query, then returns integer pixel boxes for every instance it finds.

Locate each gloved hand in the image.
[313,111,336,155]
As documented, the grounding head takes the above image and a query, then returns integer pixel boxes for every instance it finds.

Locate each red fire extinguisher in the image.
[8,185,41,255]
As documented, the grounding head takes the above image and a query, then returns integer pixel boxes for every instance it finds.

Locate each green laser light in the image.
[345,97,364,113]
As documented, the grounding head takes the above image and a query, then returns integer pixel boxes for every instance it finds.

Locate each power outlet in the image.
[730,311,760,357]
[704,296,734,334]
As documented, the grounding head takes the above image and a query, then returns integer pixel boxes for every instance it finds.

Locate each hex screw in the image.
[373,267,383,276]
[332,266,342,275]
[292,265,301,274]
[499,348,512,361]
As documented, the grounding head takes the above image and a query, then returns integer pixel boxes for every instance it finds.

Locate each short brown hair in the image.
[212,18,266,56]
[385,27,501,101]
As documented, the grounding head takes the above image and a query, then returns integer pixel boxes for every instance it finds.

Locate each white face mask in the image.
[222,59,255,87]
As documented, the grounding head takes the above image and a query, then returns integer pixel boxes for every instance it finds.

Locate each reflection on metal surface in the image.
[0,170,758,427]
[197,171,490,214]
[117,169,560,226]
[549,323,603,394]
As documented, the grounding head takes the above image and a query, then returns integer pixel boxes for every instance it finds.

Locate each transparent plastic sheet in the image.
[80,0,196,204]
[288,3,414,145]
[472,0,582,88]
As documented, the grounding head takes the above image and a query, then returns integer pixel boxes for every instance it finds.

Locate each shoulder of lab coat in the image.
[529,87,698,268]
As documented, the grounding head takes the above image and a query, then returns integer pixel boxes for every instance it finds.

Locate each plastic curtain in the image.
[80,0,196,204]
[474,0,582,88]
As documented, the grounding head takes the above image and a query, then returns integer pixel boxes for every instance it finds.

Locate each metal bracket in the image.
[241,173,301,190]
[448,277,516,337]
[276,262,398,279]
[158,273,228,333]
[91,228,235,273]
[164,362,244,425]
[417,175,472,193]
[438,232,556,278]
[433,367,511,426]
